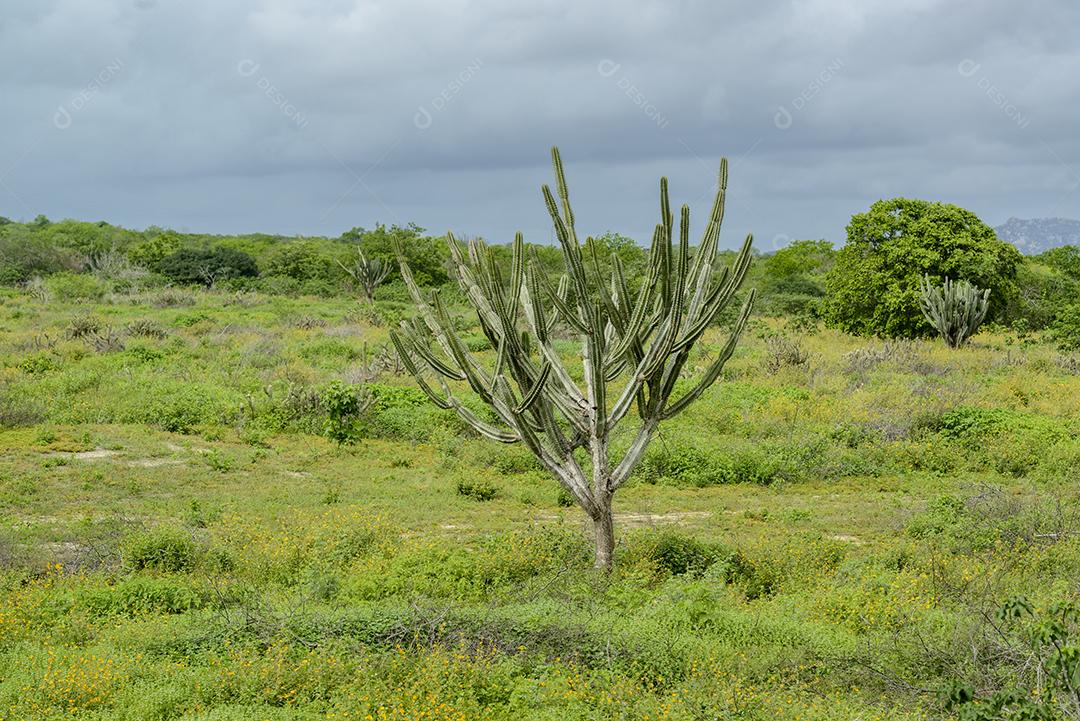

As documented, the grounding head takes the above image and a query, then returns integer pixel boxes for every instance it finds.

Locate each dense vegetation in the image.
[2,200,1080,719]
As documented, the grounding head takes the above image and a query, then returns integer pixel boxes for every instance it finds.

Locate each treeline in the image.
[1,201,1079,347]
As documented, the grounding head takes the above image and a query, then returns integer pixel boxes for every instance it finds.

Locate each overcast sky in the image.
[1,0,1078,250]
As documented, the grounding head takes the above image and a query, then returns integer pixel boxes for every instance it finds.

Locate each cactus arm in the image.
[660,292,755,419]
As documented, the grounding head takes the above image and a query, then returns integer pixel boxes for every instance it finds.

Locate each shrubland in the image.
[1,274,1080,718]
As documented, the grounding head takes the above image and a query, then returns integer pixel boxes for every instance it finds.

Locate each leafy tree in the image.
[1038,245,1080,280]
[823,198,1021,337]
[341,223,449,286]
[0,225,83,283]
[157,247,258,286]
[127,231,182,269]
[264,239,337,282]
[1004,258,1080,330]
[392,148,755,571]
[756,240,834,316]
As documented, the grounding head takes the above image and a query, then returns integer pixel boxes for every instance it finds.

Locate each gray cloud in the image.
[1,0,1077,248]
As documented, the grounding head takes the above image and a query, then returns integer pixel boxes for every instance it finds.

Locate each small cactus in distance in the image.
[338,248,391,302]
[919,275,990,348]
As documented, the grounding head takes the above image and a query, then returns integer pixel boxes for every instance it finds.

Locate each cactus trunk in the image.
[592,490,615,571]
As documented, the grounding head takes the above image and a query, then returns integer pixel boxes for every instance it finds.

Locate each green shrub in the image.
[45,272,108,301]
[18,353,57,375]
[121,528,199,572]
[263,240,339,282]
[361,383,459,441]
[456,477,498,501]
[464,335,492,352]
[321,381,366,445]
[78,576,204,616]
[125,344,166,364]
[300,339,362,363]
[1050,301,1080,351]
[637,441,785,487]
[635,531,730,577]
[155,389,213,433]
[157,247,258,286]
[555,487,574,507]
[907,495,965,538]
[172,311,212,327]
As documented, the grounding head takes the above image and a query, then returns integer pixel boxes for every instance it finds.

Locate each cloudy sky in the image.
[1,0,1078,250]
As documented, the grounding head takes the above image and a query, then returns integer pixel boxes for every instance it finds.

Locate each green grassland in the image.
[2,284,1080,720]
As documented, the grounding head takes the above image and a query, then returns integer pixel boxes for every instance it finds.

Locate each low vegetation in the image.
[2,178,1080,718]
[1,272,1079,718]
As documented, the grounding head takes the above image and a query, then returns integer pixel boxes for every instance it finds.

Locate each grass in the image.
[1,284,1080,719]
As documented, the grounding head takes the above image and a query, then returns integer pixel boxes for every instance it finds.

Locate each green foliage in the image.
[631,530,730,577]
[1051,301,1080,351]
[0,225,83,283]
[456,477,498,501]
[824,198,1021,338]
[341,223,449,287]
[157,247,259,286]
[79,576,205,616]
[637,440,786,487]
[320,381,367,445]
[946,597,1080,720]
[263,239,340,283]
[1005,257,1080,331]
[121,528,199,573]
[126,230,182,268]
[18,353,58,375]
[45,272,108,301]
[755,240,834,317]
[155,388,214,433]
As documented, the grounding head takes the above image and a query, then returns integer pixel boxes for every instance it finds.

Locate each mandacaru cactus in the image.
[338,248,391,302]
[919,275,990,348]
[391,147,755,570]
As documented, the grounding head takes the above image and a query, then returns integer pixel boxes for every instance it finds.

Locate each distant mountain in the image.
[995,217,1080,255]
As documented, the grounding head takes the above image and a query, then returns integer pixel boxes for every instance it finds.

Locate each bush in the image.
[154,388,214,433]
[321,381,367,445]
[45,272,108,301]
[78,576,205,616]
[263,240,339,283]
[361,383,460,441]
[456,477,498,501]
[637,441,784,487]
[0,225,84,283]
[1050,301,1080,351]
[157,247,258,286]
[121,528,199,572]
[18,353,58,375]
[762,335,809,373]
[823,198,1021,338]
[633,531,730,577]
